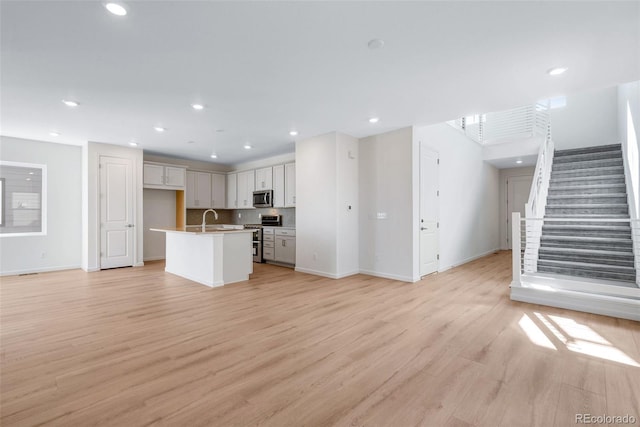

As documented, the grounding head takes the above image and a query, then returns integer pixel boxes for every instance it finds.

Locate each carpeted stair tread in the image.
[553,158,623,171]
[553,144,622,156]
[536,266,636,283]
[537,259,635,273]
[553,150,622,163]
[542,224,631,231]
[538,246,635,257]
[540,235,632,243]
[550,175,626,185]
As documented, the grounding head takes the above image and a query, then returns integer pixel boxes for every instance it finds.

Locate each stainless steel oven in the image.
[244,225,263,263]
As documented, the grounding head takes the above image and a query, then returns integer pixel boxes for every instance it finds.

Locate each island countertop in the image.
[150,225,254,235]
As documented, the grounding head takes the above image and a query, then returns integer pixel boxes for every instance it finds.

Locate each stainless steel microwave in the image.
[253,190,273,208]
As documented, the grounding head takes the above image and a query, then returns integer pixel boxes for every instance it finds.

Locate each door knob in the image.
[421,227,428,231]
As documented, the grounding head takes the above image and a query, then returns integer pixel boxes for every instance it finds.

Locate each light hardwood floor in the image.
[1,251,638,427]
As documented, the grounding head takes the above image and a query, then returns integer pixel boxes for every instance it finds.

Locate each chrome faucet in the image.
[202,209,219,228]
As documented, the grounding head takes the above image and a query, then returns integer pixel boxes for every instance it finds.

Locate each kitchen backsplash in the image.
[186,208,295,227]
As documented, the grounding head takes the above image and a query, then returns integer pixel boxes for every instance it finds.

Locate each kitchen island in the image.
[150,226,254,287]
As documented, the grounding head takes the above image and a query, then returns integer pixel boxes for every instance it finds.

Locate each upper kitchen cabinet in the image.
[211,173,226,209]
[186,171,212,208]
[226,173,237,208]
[284,163,296,207]
[273,165,285,208]
[255,167,273,190]
[143,162,186,190]
[236,170,255,208]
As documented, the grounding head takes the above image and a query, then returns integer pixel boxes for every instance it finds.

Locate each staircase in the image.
[537,144,637,283]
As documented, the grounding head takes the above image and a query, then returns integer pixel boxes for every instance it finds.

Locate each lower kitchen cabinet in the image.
[262,228,295,265]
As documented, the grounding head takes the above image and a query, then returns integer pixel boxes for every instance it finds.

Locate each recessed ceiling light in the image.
[210,154,218,159]
[369,117,380,124]
[154,126,166,132]
[129,141,138,147]
[26,178,32,181]
[105,2,127,16]
[516,160,523,164]
[49,131,60,137]
[62,99,79,107]
[367,39,385,50]
[29,172,34,175]
[289,130,298,136]
[191,104,204,110]
[547,67,567,76]
[243,144,252,150]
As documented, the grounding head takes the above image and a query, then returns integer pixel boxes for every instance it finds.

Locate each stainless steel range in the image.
[244,215,282,263]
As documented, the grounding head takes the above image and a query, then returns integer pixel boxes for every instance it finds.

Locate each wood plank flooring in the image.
[1,251,638,426]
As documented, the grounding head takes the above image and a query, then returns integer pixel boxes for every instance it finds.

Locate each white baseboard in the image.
[143,256,165,262]
[358,269,415,283]
[294,266,341,279]
[134,261,145,267]
[0,264,81,276]
[510,284,640,321]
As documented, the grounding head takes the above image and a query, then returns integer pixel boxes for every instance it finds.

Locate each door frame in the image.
[419,142,440,277]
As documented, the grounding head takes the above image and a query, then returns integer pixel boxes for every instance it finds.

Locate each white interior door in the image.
[420,144,439,276]
[100,156,134,269]
[506,175,532,249]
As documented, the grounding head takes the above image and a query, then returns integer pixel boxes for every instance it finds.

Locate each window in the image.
[0,161,47,236]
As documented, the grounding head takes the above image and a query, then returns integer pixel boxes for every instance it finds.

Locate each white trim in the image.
[0,264,81,276]
[143,256,165,262]
[295,266,341,279]
[510,284,640,321]
[358,269,416,283]
[521,273,640,299]
[134,261,145,267]
[164,268,223,288]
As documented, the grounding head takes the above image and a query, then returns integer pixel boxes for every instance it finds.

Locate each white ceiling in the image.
[1,1,638,165]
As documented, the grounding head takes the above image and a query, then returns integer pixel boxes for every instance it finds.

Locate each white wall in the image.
[414,124,500,271]
[143,189,176,261]
[295,132,358,278]
[618,81,640,221]
[0,136,82,275]
[359,127,417,281]
[551,86,619,150]
[295,133,338,277]
[83,142,144,271]
[336,133,359,277]
[499,166,535,249]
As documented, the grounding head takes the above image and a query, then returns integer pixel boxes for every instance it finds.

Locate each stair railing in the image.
[522,126,554,273]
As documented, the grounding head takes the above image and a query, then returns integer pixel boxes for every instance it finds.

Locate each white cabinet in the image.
[211,173,226,209]
[263,228,295,265]
[236,170,255,208]
[273,165,285,208]
[226,173,237,208]
[186,171,212,208]
[144,162,186,190]
[262,228,275,261]
[284,163,296,207]
[255,167,273,190]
